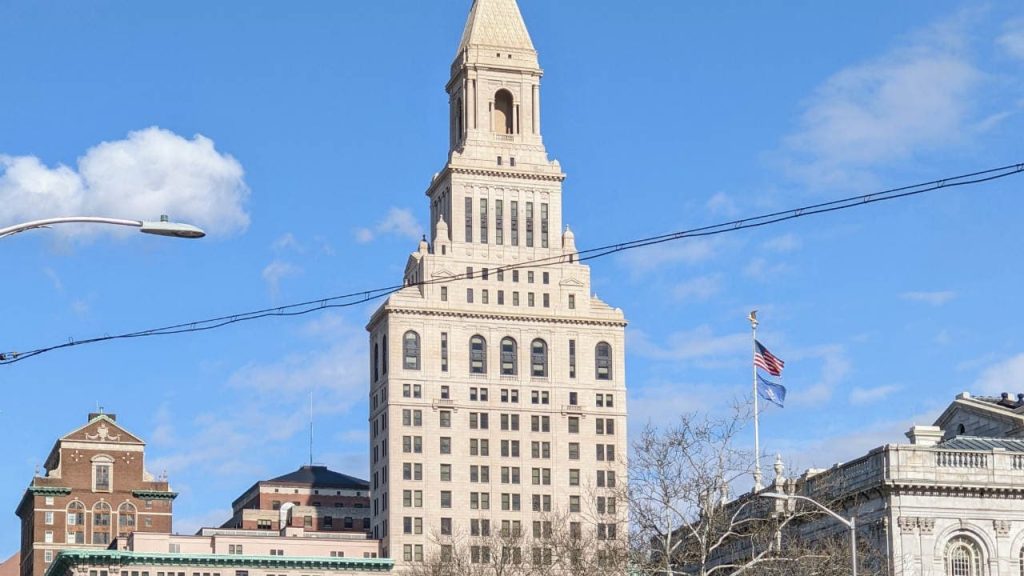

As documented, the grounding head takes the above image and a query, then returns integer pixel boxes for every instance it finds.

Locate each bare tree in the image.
[625,406,884,576]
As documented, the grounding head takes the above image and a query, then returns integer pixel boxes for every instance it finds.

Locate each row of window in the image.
[393,332,612,379]
[464,199,549,249]
[398,436,616,460]
[401,384,615,408]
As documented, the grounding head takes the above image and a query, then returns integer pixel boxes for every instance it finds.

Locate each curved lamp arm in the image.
[0,216,205,239]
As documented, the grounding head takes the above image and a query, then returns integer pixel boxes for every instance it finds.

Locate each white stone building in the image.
[768,392,1024,576]
[365,0,628,566]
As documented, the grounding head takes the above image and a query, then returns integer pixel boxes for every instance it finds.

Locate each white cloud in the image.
[672,274,721,302]
[272,233,303,252]
[261,260,302,296]
[763,233,801,253]
[0,127,249,238]
[148,314,368,480]
[618,237,724,276]
[787,344,851,406]
[900,290,956,306]
[973,353,1024,396]
[849,384,901,406]
[998,19,1024,60]
[706,192,738,216]
[630,325,749,364]
[355,207,423,243]
[780,15,981,187]
[743,257,790,279]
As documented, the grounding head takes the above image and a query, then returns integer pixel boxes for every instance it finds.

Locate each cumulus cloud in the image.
[973,353,1024,396]
[780,15,982,187]
[900,290,956,306]
[0,127,249,238]
[355,207,423,243]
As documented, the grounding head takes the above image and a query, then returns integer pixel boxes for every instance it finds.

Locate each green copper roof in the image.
[29,486,72,496]
[46,550,393,576]
[131,490,178,500]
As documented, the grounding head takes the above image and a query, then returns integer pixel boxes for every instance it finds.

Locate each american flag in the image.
[754,340,784,377]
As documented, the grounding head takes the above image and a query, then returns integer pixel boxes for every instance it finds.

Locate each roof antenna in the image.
[309,391,314,467]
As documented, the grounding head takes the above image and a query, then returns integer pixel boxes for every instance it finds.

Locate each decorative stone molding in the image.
[898,516,918,534]
[994,519,1011,537]
[918,517,935,535]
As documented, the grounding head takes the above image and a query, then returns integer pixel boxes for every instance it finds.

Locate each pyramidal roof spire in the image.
[457,0,536,55]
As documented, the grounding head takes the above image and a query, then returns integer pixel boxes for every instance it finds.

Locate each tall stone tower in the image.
[366,0,627,566]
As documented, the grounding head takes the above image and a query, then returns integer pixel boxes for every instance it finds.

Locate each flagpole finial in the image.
[748,310,758,329]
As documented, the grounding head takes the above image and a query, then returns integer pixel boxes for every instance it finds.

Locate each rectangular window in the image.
[440,491,452,508]
[440,436,451,454]
[569,391,578,406]
[526,202,534,247]
[465,197,473,242]
[569,338,577,379]
[44,511,53,525]
[94,464,111,491]
[440,464,451,482]
[528,292,535,307]
[569,469,580,486]
[570,495,581,513]
[568,417,579,434]
[568,442,580,460]
[541,203,549,248]
[543,293,550,308]
[441,332,448,372]
[480,199,488,244]
[495,200,504,245]
[542,272,549,284]
[498,290,505,305]
[513,292,520,306]
[467,288,474,303]
[511,201,519,246]
[440,410,451,428]
[482,289,489,304]
[568,294,576,309]
[441,385,450,399]
[441,517,452,535]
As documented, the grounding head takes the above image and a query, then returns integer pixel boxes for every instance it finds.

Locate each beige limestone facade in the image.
[365,0,628,566]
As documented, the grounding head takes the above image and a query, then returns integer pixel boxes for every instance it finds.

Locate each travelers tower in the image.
[367,0,628,565]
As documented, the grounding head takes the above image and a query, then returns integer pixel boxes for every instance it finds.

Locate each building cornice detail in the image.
[131,490,178,501]
[384,306,627,328]
[46,551,393,576]
[28,486,73,496]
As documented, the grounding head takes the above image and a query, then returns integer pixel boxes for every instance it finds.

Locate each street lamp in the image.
[0,215,205,239]
[760,492,857,576]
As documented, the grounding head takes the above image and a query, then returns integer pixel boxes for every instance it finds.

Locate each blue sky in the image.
[2,0,1024,551]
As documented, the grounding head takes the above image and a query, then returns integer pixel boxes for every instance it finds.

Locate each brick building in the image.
[16,413,176,576]
[222,465,371,534]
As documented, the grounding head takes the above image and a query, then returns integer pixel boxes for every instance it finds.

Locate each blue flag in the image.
[757,372,787,408]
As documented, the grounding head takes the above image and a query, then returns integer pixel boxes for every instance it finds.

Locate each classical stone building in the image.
[763,392,1024,576]
[16,413,176,576]
[365,0,628,565]
[45,531,390,576]
[221,465,371,534]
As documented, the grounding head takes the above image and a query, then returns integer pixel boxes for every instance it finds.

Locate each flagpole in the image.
[749,310,762,491]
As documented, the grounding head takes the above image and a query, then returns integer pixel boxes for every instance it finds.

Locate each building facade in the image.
[365,0,628,565]
[222,465,371,534]
[16,413,176,576]
[45,531,390,576]
[764,392,1024,576]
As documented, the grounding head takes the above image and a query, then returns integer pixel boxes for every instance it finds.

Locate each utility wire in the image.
[2,162,1022,366]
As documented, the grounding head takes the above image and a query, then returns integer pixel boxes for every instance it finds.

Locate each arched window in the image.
[118,502,137,535]
[531,339,548,378]
[945,535,983,576]
[67,501,85,544]
[382,335,388,375]
[595,342,612,380]
[403,331,421,370]
[470,335,487,374]
[494,90,514,135]
[501,338,518,376]
[92,502,112,545]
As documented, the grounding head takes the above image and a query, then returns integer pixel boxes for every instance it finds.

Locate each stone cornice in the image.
[132,490,178,501]
[385,306,627,328]
[449,166,565,182]
[886,481,1024,499]
[46,550,393,576]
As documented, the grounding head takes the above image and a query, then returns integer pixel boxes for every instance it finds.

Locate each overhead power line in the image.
[2,162,1022,366]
